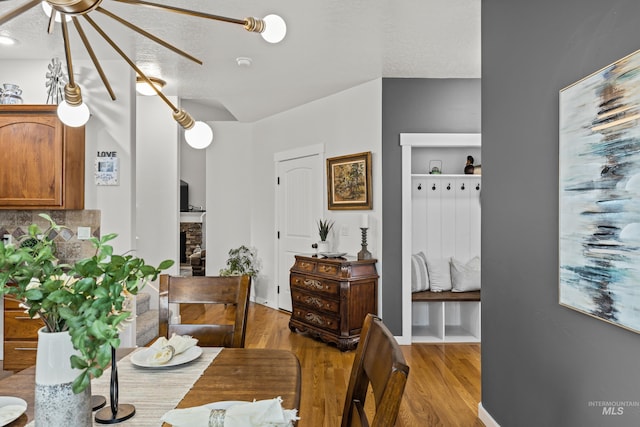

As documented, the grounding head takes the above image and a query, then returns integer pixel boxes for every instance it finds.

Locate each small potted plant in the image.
[219,245,260,278]
[316,219,334,253]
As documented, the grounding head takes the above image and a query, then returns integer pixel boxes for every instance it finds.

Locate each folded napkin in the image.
[148,334,198,365]
[161,397,299,427]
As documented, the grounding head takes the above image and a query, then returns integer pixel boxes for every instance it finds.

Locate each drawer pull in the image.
[303,279,323,290]
[14,348,37,351]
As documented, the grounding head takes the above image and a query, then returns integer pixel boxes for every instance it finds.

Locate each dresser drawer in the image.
[290,274,339,296]
[3,340,38,371]
[293,258,316,273]
[316,262,341,277]
[291,290,339,314]
[4,311,43,340]
[292,308,339,333]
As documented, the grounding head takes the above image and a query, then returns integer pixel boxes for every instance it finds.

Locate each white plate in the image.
[130,346,203,368]
[319,252,347,258]
[0,396,27,426]
[204,401,247,411]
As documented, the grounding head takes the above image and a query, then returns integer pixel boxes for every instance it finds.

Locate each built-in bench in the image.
[411,290,481,302]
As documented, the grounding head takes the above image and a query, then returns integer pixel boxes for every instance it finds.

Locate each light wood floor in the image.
[182,302,483,427]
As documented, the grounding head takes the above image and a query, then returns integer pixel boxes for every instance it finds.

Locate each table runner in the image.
[26,347,222,426]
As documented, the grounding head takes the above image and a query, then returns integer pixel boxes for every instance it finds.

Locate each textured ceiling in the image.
[0,0,480,122]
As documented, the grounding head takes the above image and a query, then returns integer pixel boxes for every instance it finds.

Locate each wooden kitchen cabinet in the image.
[0,104,85,209]
[289,254,378,351]
[4,297,43,371]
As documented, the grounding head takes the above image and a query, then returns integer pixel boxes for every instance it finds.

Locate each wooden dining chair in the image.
[341,314,409,427]
[158,274,252,348]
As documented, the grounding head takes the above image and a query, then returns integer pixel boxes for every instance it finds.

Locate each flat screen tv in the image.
[180,180,189,212]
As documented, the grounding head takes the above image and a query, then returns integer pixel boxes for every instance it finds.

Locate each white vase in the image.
[317,240,330,253]
[35,328,92,427]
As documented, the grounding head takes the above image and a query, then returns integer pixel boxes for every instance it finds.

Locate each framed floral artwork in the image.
[327,151,372,210]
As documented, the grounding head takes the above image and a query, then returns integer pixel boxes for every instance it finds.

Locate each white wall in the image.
[206,79,383,309]
[205,122,253,275]
[136,96,181,308]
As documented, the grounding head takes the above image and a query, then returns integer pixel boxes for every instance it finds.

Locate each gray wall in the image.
[381,78,481,333]
[482,1,640,425]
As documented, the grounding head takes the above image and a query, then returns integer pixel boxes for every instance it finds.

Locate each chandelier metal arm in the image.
[111,0,247,27]
[60,18,76,88]
[72,16,116,100]
[47,9,57,34]
[96,6,202,65]
[81,13,179,113]
[0,0,40,26]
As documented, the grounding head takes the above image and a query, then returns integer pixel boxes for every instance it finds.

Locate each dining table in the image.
[0,346,301,426]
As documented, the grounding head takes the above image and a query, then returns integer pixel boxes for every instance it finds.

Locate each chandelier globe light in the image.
[0,0,286,148]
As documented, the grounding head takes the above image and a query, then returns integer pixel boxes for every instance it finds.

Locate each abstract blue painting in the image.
[559,49,640,334]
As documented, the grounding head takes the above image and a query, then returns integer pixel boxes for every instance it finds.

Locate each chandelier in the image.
[0,0,287,148]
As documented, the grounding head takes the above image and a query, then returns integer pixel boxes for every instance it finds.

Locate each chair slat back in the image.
[159,274,251,348]
[341,314,409,427]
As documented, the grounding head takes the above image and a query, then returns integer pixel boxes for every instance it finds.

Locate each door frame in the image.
[273,143,325,310]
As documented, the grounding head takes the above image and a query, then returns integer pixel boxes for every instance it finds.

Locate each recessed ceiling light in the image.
[0,35,16,46]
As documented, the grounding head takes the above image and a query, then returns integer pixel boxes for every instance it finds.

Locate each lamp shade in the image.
[261,14,286,43]
[57,100,90,127]
[184,121,213,149]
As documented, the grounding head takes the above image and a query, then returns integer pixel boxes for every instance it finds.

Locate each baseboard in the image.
[478,402,500,427]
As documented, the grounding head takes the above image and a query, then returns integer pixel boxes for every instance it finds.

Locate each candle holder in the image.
[95,346,135,424]
[357,227,372,260]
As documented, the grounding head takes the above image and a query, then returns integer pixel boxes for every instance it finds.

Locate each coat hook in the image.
[461,183,465,190]
[476,183,480,190]
[447,183,451,190]
[417,183,422,190]
[432,183,436,191]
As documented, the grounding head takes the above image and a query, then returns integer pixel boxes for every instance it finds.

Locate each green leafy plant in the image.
[0,213,173,393]
[317,219,334,241]
[219,245,260,278]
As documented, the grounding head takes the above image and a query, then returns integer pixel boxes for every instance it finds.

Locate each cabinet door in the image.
[0,113,64,207]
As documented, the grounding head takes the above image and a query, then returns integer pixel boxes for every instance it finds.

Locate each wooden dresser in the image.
[289,255,378,351]
[4,297,43,371]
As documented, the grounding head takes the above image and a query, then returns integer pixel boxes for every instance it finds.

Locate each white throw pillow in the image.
[450,256,481,292]
[411,252,429,292]
[426,257,452,292]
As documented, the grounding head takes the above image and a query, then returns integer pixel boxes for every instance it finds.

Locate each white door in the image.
[275,151,323,311]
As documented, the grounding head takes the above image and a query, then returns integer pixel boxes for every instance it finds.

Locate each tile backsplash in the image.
[0,210,101,265]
